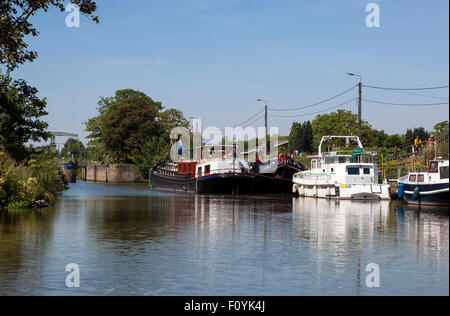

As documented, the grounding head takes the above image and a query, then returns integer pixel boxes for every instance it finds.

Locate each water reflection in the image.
[0,182,448,296]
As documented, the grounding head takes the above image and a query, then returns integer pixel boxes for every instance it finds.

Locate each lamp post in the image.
[256,99,269,155]
[347,73,363,139]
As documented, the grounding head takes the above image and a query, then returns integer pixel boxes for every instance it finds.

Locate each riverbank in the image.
[0,150,67,209]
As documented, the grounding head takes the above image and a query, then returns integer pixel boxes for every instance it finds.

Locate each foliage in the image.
[0,73,50,161]
[61,138,85,160]
[0,145,66,209]
[0,0,98,70]
[85,89,189,175]
[288,121,313,154]
[432,121,449,141]
[102,96,162,162]
[311,110,403,149]
[135,136,169,179]
[405,127,429,147]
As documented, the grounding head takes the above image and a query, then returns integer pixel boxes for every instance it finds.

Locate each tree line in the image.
[287,109,449,155]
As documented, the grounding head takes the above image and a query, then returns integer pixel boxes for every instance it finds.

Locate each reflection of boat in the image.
[292,136,391,200]
[397,159,449,206]
[150,145,255,194]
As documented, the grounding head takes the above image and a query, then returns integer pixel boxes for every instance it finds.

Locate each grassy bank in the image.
[0,149,67,209]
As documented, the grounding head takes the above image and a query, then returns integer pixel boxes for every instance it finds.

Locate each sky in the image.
[8,0,450,144]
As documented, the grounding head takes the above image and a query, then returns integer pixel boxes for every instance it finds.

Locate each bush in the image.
[0,148,66,209]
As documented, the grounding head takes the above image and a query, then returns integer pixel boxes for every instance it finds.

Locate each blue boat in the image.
[397,159,449,206]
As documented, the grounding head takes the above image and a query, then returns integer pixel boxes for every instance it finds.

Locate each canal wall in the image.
[82,164,145,183]
[60,164,76,183]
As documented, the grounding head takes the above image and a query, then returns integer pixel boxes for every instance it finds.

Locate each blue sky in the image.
[9,0,450,144]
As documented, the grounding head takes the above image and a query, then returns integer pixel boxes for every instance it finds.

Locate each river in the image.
[0,181,448,296]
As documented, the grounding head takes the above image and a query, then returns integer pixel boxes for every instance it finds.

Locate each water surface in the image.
[0,181,448,296]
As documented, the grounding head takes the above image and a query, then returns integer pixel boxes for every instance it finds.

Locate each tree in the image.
[0,73,50,161]
[311,110,395,149]
[159,108,189,137]
[61,138,84,160]
[135,136,169,178]
[302,121,313,153]
[288,121,314,154]
[288,122,301,154]
[405,127,429,147]
[102,96,162,162]
[0,0,98,70]
[85,89,189,168]
[85,89,162,148]
[432,121,449,140]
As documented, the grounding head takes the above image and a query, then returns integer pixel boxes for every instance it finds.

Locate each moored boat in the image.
[251,153,306,194]
[397,159,449,206]
[292,136,391,200]
[150,145,255,194]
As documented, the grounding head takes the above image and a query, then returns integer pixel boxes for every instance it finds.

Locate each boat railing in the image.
[294,172,333,184]
[321,150,377,157]
[197,167,249,177]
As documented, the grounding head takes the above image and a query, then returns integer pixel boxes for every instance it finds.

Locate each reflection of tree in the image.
[0,208,56,294]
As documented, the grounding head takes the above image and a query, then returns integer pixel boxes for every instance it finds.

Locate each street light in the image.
[347,73,363,139]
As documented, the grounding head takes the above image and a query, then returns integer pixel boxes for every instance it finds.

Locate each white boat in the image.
[397,159,449,206]
[292,136,391,200]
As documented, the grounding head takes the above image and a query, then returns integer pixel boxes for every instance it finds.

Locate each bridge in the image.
[51,132,79,138]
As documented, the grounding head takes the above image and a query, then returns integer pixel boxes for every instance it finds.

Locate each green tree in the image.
[61,138,85,160]
[135,136,169,178]
[0,0,98,70]
[288,122,302,154]
[85,89,162,148]
[311,110,394,149]
[159,108,189,136]
[432,121,449,140]
[303,121,313,153]
[102,96,162,162]
[288,121,314,154]
[0,73,50,161]
[85,89,188,170]
[405,127,429,147]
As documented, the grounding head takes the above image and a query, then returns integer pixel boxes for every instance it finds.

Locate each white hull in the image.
[292,183,390,200]
[292,136,391,201]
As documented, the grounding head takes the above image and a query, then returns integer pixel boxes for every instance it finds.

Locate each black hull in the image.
[253,174,293,194]
[401,182,449,206]
[197,173,255,194]
[150,158,303,195]
[150,172,196,193]
[150,171,256,194]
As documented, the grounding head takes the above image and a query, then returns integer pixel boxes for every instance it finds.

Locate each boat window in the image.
[418,175,425,182]
[205,165,211,176]
[409,174,417,182]
[429,161,439,173]
[440,166,449,179]
[363,168,371,175]
[347,167,360,175]
[197,167,202,176]
[339,157,346,164]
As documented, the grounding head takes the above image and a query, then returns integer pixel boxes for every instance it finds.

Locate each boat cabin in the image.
[403,159,449,184]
